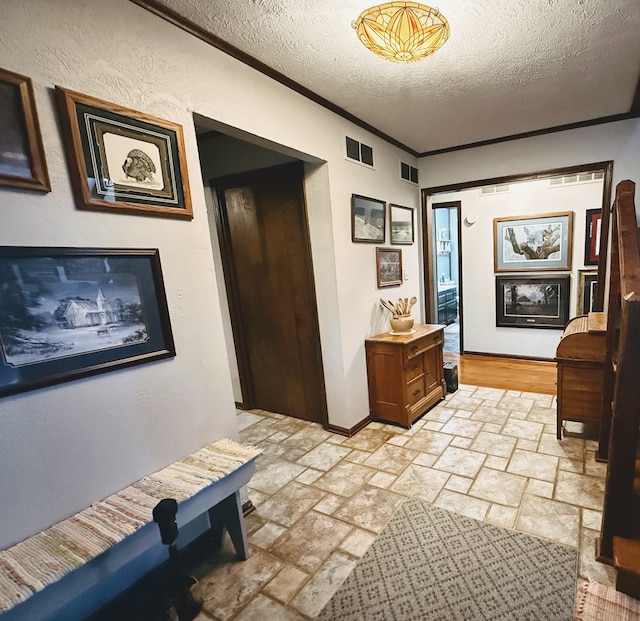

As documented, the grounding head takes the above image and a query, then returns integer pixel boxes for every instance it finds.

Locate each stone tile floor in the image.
[191,384,615,620]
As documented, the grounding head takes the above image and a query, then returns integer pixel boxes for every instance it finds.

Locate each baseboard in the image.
[326,415,372,437]
[462,350,556,363]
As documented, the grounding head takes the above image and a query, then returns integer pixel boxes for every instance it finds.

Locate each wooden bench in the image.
[0,438,261,621]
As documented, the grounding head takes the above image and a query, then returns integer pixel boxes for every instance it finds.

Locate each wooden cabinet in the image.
[555,312,606,439]
[365,323,446,427]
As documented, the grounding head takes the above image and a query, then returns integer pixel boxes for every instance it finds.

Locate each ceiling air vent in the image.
[345,136,374,166]
[480,184,510,195]
[401,162,418,184]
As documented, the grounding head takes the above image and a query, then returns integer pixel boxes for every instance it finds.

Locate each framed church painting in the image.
[0,247,176,397]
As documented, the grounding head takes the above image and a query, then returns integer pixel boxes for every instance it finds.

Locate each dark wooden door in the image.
[212,162,327,425]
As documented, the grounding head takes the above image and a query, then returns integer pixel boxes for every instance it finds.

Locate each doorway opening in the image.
[432,201,462,354]
[194,115,328,426]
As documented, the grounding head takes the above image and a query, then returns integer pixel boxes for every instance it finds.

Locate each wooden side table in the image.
[365,323,446,427]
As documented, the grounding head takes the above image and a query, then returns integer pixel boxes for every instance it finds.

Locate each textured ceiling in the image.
[139,0,640,154]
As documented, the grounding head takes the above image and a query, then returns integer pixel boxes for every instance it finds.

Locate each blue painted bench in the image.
[0,438,262,621]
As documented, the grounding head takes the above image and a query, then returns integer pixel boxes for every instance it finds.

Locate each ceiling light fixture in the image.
[352,2,449,63]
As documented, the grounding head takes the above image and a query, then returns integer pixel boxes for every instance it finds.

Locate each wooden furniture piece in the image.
[598,180,640,564]
[365,323,446,427]
[555,311,606,439]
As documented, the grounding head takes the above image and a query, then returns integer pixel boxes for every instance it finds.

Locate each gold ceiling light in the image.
[352,2,450,63]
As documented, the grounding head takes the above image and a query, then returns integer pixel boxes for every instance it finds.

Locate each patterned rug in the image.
[574,580,640,620]
[317,499,578,621]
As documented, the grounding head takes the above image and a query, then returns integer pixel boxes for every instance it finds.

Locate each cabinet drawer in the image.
[403,333,443,362]
[404,356,424,382]
[405,374,426,407]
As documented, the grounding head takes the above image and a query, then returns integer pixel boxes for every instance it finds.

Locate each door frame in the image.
[427,200,463,352]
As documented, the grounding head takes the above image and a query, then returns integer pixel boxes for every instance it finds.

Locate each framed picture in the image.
[390,204,414,244]
[584,209,602,266]
[352,194,385,242]
[577,269,598,315]
[495,274,570,329]
[0,247,176,397]
[494,211,573,272]
[55,86,192,219]
[0,67,50,192]
[376,247,402,287]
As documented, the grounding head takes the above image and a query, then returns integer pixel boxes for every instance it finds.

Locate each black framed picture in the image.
[0,247,175,397]
[390,204,414,244]
[56,86,192,219]
[376,247,403,287]
[495,274,570,329]
[577,269,598,315]
[0,67,50,192]
[352,194,385,242]
[584,209,602,266]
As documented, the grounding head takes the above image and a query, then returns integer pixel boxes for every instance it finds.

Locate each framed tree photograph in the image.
[577,269,598,315]
[55,86,192,218]
[494,211,573,272]
[584,208,602,266]
[0,247,176,397]
[0,67,50,192]
[390,204,414,244]
[352,194,385,242]
[376,247,402,287]
[495,274,570,329]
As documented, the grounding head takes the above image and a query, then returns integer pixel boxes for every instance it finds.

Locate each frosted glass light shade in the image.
[353,2,449,63]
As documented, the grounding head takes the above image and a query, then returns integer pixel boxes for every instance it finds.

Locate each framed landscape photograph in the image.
[352,194,385,242]
[494,211,573,272]
[577,269,598,315]
[0,247,175,397]
[376,247,402,287]
[0,67,50,192]
[390,204,414,244]
[55,86,192,218]
[584,208,602,266]
[495,274,570,329]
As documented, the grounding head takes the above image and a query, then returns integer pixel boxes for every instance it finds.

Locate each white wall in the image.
[0,0,419,547]
[432,178,603,358]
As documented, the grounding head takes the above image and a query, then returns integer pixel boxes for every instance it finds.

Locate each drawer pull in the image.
[412,389,422,397]
[412,365,420,371]
[410,345,418,353]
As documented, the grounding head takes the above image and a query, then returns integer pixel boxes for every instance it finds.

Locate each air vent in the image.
[480,184,510,195]
[401,162,418,183]
[550,171,604,186]
[345,136,374,167]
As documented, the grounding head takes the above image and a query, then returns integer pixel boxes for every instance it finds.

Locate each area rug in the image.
[574,580,640,621]
[317,499,578,621]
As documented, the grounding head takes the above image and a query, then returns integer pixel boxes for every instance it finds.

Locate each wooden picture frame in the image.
[390,204,414,245]
[493,211,574,272]
[55,86,192,219]
[352,194,385,242]
[376,247,402,287]
[0,67,50,192]
[495,274,570,329]
[584,208,602,266]
[577,269,598,315]
[0,247,176,397]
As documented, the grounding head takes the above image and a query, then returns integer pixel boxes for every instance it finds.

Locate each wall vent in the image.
[346,136,374,166]
[400,162,418,183]
[550,171,604,186]
[480,184,510,195]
